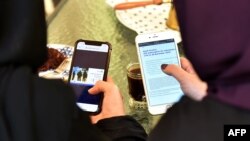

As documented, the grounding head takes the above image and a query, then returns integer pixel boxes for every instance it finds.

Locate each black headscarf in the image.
[0,0,101,140]
[0,0,47,70]
[0,1,148,141]
[174,0,250,109]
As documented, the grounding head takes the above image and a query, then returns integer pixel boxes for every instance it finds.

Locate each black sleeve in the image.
[33,77,109,141]
[70,107,110,141]
[34,77,146,141]
[95,116,148,141]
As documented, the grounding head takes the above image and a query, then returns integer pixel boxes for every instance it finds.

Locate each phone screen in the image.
[138,38,183,106]
[68,40,110,113]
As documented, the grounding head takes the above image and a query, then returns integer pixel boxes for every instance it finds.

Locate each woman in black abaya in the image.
[0,0,146,141]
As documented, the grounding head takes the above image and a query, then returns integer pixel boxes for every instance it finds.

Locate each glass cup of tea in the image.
[127,63,147,109]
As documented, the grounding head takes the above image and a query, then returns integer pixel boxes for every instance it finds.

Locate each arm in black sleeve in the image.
[34,77,146,141]
[95,116,147,141]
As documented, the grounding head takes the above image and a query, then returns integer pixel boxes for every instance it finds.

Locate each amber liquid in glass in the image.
[127,68,145,101]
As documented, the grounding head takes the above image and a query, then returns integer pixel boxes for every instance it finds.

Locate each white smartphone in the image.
[136,32,183,115]
[68,39,111,115]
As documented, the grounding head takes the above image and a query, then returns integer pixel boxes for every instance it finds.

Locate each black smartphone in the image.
[68,39,112,115]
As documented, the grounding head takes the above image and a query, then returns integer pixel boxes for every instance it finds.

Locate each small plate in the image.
[39,44,74,80]
[47,44,74,58]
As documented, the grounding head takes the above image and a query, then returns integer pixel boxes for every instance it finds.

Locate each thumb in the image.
[161,64,188,83]
[88,77,115,94]
[88,81,108,94]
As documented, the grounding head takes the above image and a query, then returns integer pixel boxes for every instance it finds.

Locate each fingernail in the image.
[88,88,93,93]
[161,64,168,70]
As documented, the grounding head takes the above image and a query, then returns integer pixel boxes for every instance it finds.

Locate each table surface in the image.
[47,0,179,133]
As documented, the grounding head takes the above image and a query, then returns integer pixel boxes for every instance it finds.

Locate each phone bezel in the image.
[135,32,181,115]
[68,39,112,115]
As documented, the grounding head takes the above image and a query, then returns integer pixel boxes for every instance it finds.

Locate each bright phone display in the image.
[68,40,111,114]
[136,32,183,115]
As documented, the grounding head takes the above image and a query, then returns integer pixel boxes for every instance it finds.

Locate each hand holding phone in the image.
[161,57,207,101]
[136,32,183,115]
[88,77,125,124]
[68,39,111,115]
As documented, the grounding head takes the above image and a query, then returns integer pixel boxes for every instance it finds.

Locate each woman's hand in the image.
[161,57,207,101]
[88,77,125,124]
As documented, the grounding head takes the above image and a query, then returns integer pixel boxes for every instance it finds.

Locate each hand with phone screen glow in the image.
[161,57,207,101]
[88,77,125,124]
